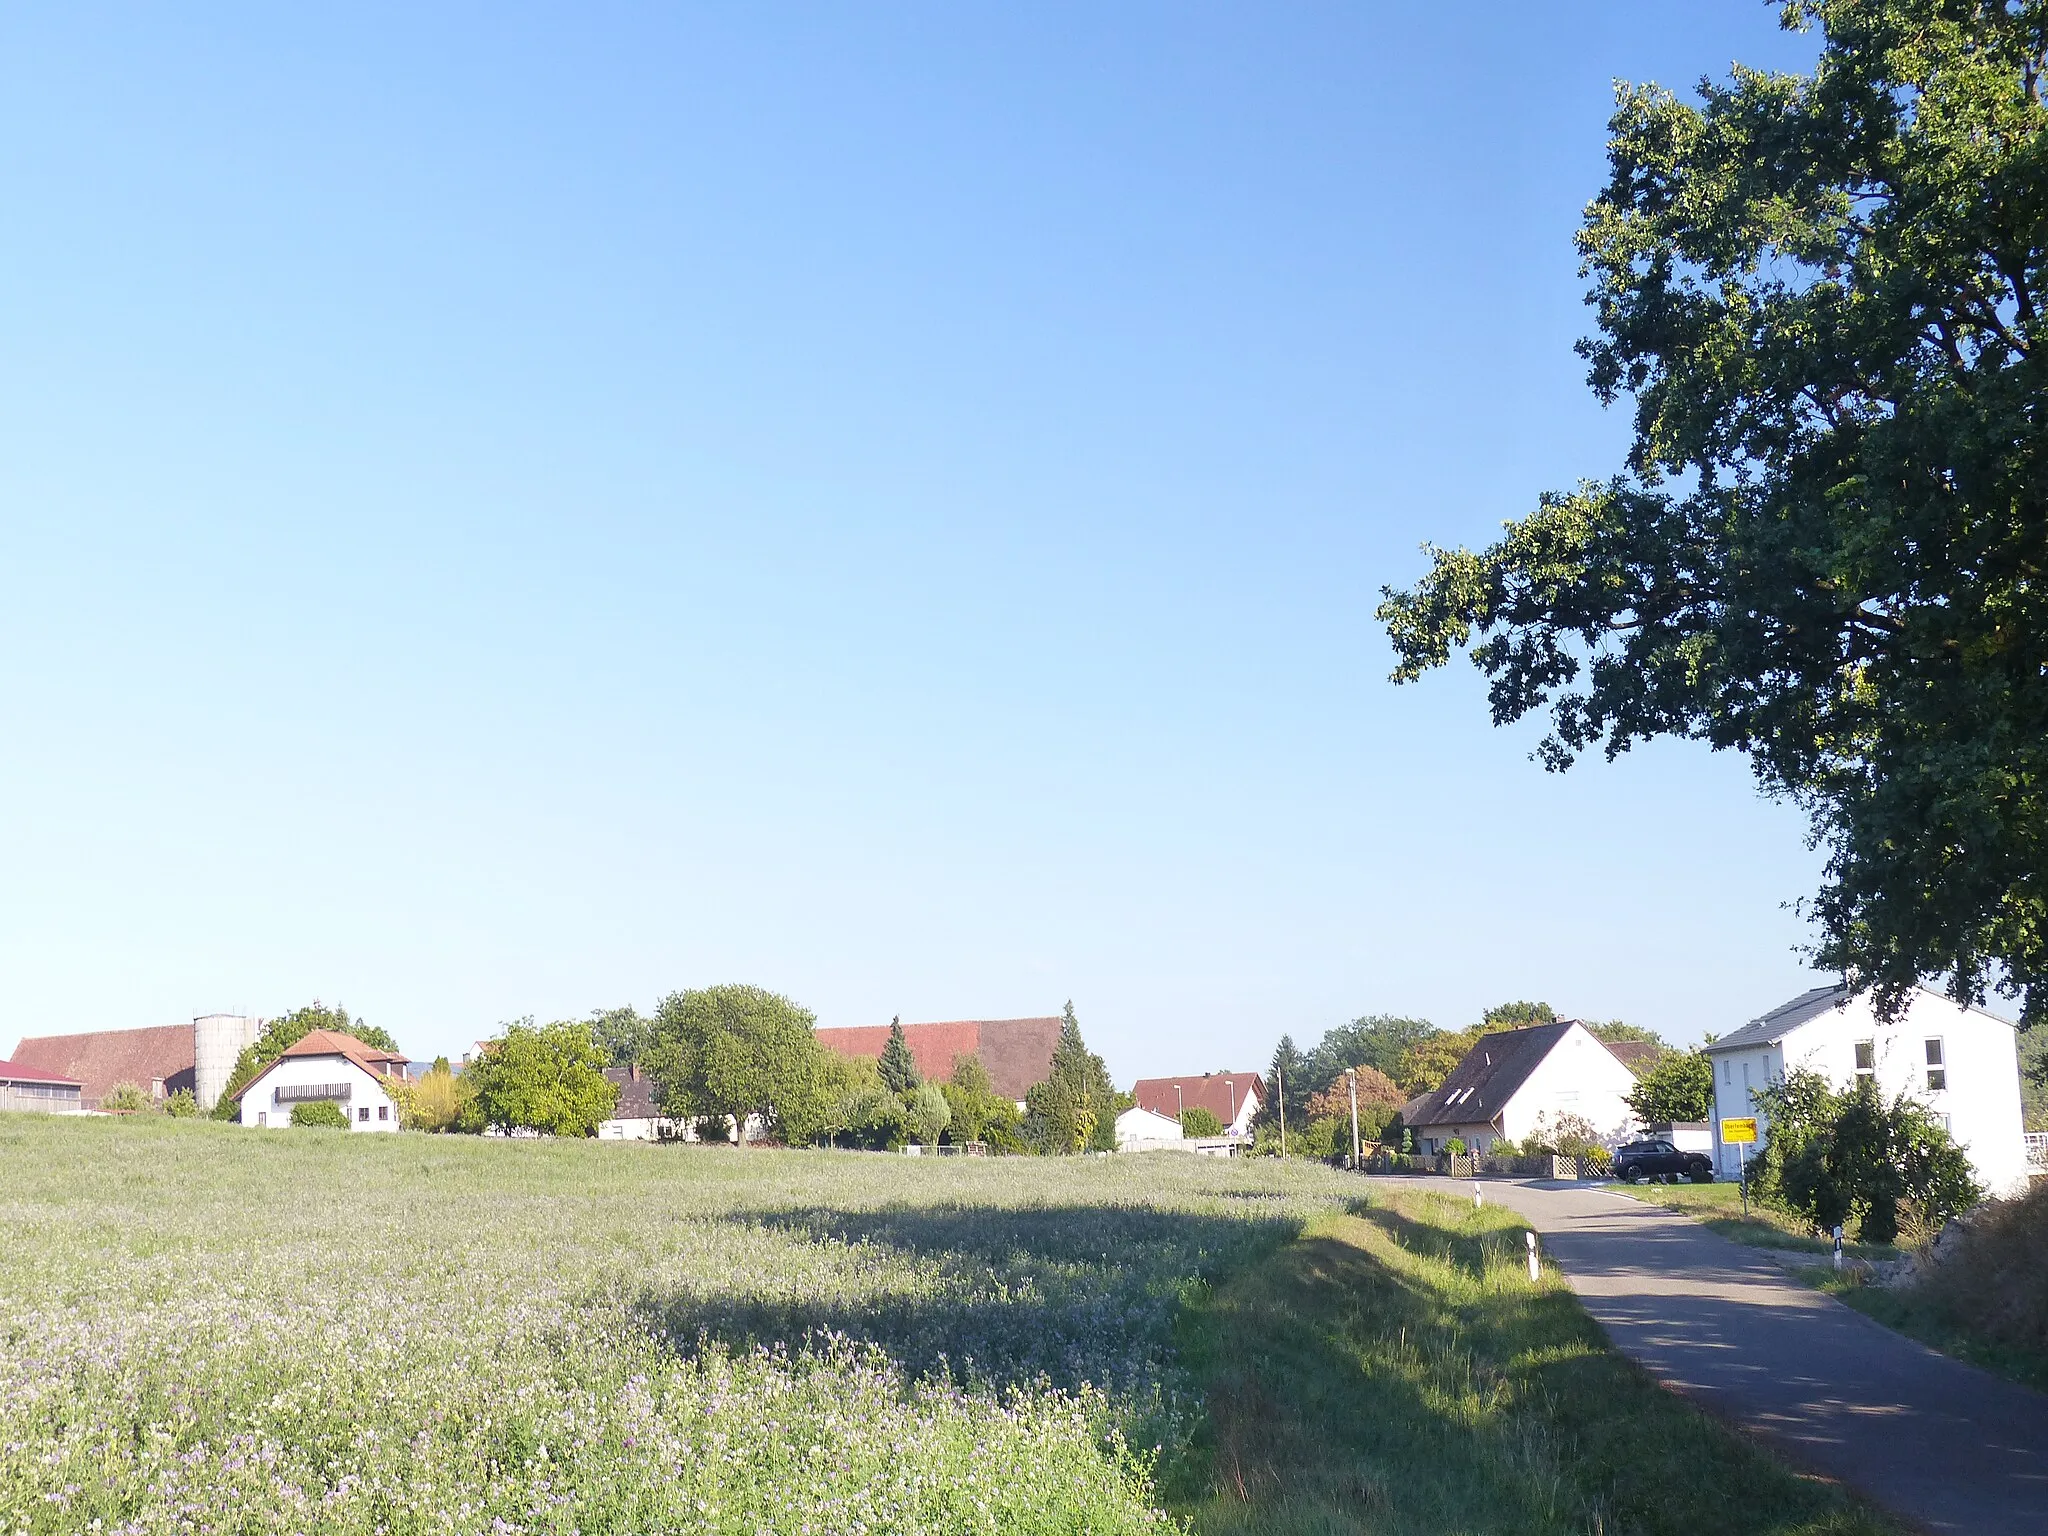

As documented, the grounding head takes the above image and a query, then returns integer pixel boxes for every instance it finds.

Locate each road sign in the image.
[1720,1117,1758,1144]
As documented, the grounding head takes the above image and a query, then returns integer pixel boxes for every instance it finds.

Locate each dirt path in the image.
[1373,1176,2048,1536]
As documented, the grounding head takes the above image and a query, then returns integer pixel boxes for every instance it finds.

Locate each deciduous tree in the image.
[643,984,834,1147]
[465,1019,618,1137]
[1379,1,2048,1025]
[1625,1051,1715,1125]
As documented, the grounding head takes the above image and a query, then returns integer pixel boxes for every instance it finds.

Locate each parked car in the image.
[1614,1138,1713,1184]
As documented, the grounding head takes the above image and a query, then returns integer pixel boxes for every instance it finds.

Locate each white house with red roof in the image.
[234,1029,410,1131]
[1131,1072,1263,1137]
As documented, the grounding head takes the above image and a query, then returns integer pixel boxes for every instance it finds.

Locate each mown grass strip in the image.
[1166,1187,1902,1536]
[1604,1180,1900,1261]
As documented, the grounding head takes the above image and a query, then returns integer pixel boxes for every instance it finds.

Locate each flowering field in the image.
[0,1116,1354,1535]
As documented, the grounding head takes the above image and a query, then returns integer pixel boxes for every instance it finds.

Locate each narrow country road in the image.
[1371,1176,2048,1536]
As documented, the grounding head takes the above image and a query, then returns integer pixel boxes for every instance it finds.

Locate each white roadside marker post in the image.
[1525,1230,1540,1282]
[1833,1224,1845,1273]
[1474,1181,1483,1208]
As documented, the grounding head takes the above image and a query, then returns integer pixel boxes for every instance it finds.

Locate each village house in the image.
[1113,1104,1186,1151]
[234,1029,410,1131]
[1130,1072,1262,1138]
[1399,1021,1639,1156]
[813,1016,1062,1109]
[0,1058,84,1115]
[1705,983,2029,1194]
[597,1063,688,1141]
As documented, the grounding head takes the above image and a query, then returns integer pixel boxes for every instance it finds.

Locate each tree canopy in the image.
[1378,1,2048,1024]
[464,1019,618,1136]
[643,984,835,1146]
[1624,1050,1715,1125]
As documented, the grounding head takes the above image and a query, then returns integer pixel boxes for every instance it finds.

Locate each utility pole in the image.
[1345,1067,1360,1169]
[1277,1067,1286,1157]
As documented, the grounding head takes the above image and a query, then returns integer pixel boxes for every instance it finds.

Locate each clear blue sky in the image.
[0,3,1833,1076]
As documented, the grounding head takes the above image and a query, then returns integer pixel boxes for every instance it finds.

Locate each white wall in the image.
[1710,991,2027,1194]
[1499,1024,1638,1148]
[239,1053,400,1132]
[1116,1105,1186,1151]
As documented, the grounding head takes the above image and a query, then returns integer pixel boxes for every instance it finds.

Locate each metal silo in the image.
[193,1013,266,1111]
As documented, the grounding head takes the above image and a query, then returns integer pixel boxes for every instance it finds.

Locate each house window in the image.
[1721,1058,1730,1084]
[357,1106,370,1123]
[378,1105,389,1121]
[1853,1041,1875,1080]
[1924,1039,1946,1092]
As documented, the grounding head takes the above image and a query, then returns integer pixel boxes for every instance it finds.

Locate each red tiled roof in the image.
[9,1026,196,1108]
[235,1030,408,1100]
[1132,1073,1263,1128]
[0,1057,82,1088]
[814,1017,1062,1101]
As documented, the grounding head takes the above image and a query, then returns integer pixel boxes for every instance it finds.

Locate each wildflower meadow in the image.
[0,1116,1354,1535]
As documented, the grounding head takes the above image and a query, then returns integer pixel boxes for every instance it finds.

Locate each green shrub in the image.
[1445,1137,1468,1155]
[1755,1069,1982,1243]
[161,1089,200,1119]
[99,1083,153,1115]
[1179,1106,1225,1137]
[289,1101,349,1130]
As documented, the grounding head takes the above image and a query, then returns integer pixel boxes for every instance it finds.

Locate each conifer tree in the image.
[877,1015,920,1095]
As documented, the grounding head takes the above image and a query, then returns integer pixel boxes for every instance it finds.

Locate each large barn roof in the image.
[814,1017,1062,1101]
[9,1025,196,1108]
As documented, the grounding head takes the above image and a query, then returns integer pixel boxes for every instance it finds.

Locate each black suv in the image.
[1614,1139,1714,1184]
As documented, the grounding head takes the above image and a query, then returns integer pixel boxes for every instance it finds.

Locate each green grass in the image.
[1604,1178,1900,1260]
[1167,1187,1902,1536]
[1806,1276,2048,1394]
[1,1117,1909,1535]
[0,1114,1351,1535]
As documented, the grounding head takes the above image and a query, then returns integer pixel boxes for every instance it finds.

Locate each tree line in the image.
[201,990,1128,1153]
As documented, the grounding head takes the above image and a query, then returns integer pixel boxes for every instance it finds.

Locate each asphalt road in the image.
[1373,1176,2048,1536]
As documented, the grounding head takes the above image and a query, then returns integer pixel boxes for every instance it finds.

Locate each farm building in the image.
[9,1014,265,1112]
[1705,984,2029,1194]
[1399,1021,1639,1156]
[234,1029,410,1131]
[814,1016,1061,1107]
[1130,1073,1262,1138]
[1114,1104,1186,1151]
[0,1058,84,1115]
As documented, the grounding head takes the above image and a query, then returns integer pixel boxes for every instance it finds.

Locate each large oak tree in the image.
[1381,1,2048,1022]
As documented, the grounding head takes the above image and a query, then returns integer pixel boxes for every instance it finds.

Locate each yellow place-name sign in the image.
[1720,1117,1758,1144]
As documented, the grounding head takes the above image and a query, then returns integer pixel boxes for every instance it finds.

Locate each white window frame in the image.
[1923,1037,1947,1092]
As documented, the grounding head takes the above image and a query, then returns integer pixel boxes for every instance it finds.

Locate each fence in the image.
[2025,1132,2048,1173]
[1373,1151,1591,1180]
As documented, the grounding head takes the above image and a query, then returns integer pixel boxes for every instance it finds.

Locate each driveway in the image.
[1372,1176,2048,1536]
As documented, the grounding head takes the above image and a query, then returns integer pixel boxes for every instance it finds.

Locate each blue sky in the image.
[0,3,1835,1076]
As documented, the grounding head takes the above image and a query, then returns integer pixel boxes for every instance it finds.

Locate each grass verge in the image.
[1805,1275,2048,1394]
[1166,1186,1900,1536]
[1603,1178,1899,1261]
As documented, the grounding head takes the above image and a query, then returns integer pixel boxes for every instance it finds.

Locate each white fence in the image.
[2025,1132,2048,1172]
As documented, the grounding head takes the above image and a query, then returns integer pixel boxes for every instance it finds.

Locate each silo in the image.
[193,1014,266,1111]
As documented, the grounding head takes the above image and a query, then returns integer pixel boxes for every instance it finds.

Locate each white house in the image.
[1705,984,2029,1194]
[1401,1021,1639,1156]
[597,1064,689,1141]
[1114,1104,1187,1152]
[1130,1073,1262,1138]
[235,1029,409,1131]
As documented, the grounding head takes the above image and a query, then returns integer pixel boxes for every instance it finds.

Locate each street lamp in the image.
[1344,1067,1360,1169]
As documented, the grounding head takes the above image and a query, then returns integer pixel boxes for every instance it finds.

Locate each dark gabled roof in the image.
[1703,985,1852,1054]
[1602,1040,1661,1076]
[1402,1022,1576,1130]
[604,1066,660,1120]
